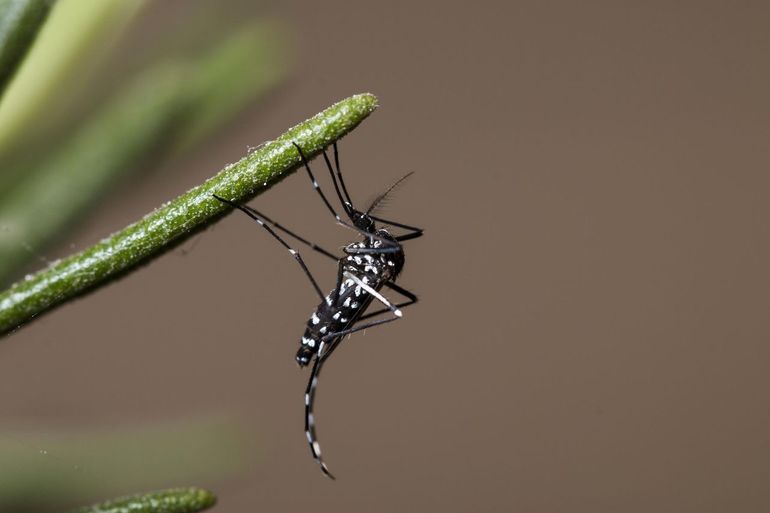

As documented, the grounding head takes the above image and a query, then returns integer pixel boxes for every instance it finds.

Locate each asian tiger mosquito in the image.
[213,141,422,479]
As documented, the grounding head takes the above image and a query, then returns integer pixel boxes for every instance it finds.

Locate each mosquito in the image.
[213,141,423,479]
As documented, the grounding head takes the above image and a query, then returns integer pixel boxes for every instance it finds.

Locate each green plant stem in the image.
[0,21,288,284]
[71,488,216,513]
[0,93,378,336]
[0,0,54,96]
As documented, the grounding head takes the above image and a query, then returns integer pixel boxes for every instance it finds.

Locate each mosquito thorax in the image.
[377,229,406,271]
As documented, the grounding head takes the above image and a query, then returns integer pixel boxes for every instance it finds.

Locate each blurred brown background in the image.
[3,1,770,512]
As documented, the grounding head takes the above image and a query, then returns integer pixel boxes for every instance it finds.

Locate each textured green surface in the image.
[0,63,189,284]
[0,21,288,285]
[71,488,216,513]
[0,93,378,335]
[0,0,54,95]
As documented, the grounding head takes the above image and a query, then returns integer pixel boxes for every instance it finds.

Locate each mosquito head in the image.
[350,209,376,233]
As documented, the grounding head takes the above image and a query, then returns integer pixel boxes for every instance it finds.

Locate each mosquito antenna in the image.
[366,172,415,215]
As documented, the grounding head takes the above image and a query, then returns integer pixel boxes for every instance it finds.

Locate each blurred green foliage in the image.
[0,0,147,157]
[0,418,249,512]
[0,0,54,95]
[0,21,288,285]
[0,1,294,511]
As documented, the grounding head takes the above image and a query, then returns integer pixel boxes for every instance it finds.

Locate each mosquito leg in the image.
[395,231,423,242]
[213,194,325,301]
[344,272,401,316]
[294,142,348,223]
[368,214,423,233]
[316,273,403,359]
[366,214,423,242]
[344,246,401,255]
[321,315,400,346]
[321,147,353,215]
[368,218,422,243]
[357,282,418,321]
[329,260,346,306]
[343,239,403,256]
[293,142,399,251]
[304,343,336,480]
[333,142,355,209]
[234,203,337,261]
[307,283,411,469]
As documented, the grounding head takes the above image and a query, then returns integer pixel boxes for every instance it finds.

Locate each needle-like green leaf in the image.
[0,0,54,96]
[0,21,288,284]
[0,93,378,336]
[70,488,216,513]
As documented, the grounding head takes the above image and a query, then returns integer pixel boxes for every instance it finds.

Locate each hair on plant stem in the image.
[0,93,379,336]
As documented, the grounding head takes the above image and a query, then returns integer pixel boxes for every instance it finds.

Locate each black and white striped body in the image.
[298,230,405,478]
[296,231,404,366]
[213,141,422,479]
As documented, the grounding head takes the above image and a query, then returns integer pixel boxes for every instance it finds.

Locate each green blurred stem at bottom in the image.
[71,488,216,513]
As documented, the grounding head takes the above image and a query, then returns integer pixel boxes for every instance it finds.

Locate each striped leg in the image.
[213,195,324,301]
[304,340,336,479]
